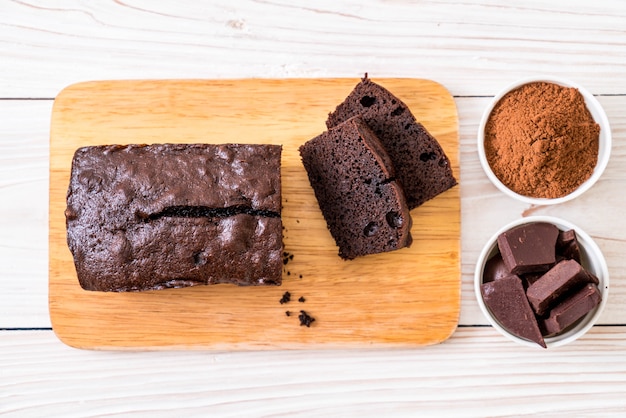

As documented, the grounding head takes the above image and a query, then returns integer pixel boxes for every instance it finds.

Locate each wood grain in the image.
[48,78,460,350]
[4,96,625,329]
[4,2,626,414]
[0,101,51,328]
[4,327,626,416]
[3,1,626,98]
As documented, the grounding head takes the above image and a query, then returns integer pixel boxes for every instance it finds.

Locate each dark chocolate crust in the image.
[326,75,457,209]
[66,143,283,292]
[299,116,412,260]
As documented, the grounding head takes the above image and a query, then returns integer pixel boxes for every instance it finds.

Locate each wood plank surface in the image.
[4,327,626,417]
[0,100,51,328]
[48,78,460,350]
[4,1,626,415]
[2,1,626,98]
[4,95,625,329]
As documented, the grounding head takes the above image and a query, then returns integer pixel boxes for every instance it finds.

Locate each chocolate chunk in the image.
[497,222,559,275]
[481,276,546,348]
[585,271,600,285]
[540,284,601,336]
[556,229,582,263]
[482,253,516,283]
[521,272,544,288]
[526,259,596,316]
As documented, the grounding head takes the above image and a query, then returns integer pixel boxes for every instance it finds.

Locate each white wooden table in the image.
[2,1,626,416]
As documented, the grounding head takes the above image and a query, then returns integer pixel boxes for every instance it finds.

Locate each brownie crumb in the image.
[298,296,306,303]
[285,311,291,317]
[279,291,291,304]
[282,251,294,265]
[298,310,315,327]
[299,274,303,279]
[282,252,295,282]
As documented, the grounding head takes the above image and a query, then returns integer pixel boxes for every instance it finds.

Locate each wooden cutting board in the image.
[49,78,460,350]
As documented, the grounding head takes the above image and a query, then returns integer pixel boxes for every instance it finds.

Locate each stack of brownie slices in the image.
[300,75,457,260]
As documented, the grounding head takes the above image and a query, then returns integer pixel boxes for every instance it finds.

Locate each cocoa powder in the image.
[484,82,600,199]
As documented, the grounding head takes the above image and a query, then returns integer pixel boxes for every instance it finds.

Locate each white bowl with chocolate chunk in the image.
[474,216,609,349]
[477,76,611,205]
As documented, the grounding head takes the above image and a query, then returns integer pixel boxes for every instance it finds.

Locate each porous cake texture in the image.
[327,75,456,209]
[299,116,412,260]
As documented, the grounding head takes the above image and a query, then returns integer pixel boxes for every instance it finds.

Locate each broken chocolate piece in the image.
[585,271,600,285]
[540,284,601,337]
[497,222,559,275]
[482,221,604,345]
[481,276,546,348]
[482,253,516,283]
[526,259,596,316]
[521,272,543,288]
[556,229,582,263]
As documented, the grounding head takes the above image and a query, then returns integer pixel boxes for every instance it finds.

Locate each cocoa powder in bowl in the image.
[484,81,600,199]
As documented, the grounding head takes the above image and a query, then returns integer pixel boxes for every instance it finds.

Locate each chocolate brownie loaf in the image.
[299,116,412,260]
[327,75,457,209]
[65,143,283,292]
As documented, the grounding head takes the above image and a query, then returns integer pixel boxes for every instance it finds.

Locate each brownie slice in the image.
[65,143,283,292]
[327,75,457,209]
[299,116,412,260]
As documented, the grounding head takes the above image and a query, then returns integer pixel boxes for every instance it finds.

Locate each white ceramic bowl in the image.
[474,216,609,348]
[477,76,612,205]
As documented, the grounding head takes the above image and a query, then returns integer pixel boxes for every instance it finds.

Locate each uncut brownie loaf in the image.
[327,75,457,209]
[65,143,283,292]
[299,116,412,260]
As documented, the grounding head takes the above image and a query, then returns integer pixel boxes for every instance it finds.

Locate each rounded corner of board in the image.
[54,80,94,99]
[429,79,454,96]
[439,321,461,345]
[48,320,83,350]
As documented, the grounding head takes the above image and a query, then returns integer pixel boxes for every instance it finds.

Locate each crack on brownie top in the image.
[139,205,280,222]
